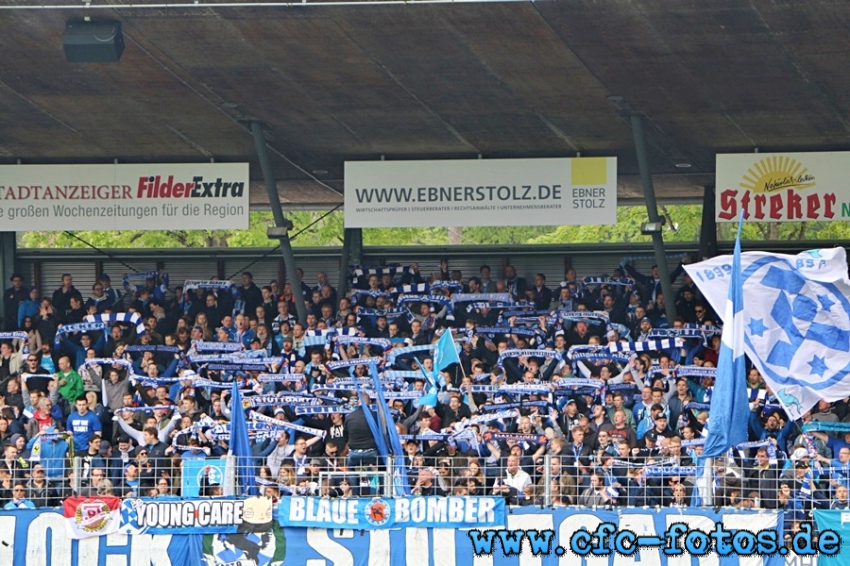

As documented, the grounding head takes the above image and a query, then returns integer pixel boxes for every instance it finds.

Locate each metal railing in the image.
[4,451,839,527]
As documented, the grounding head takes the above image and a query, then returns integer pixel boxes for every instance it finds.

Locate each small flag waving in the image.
[63,496,121,539]
[702,215,750,458]
[433,328,461,372]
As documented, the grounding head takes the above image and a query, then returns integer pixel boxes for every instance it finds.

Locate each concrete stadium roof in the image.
[2,0,849,210]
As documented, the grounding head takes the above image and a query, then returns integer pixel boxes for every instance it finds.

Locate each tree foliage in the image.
[17,205,850,249]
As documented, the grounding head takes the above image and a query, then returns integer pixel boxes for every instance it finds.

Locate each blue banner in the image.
[277,496,504,529]
[0,506,835,566]
[182,457,227,498]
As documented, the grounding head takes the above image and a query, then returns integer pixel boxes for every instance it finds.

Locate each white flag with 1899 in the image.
[685,247,850,420]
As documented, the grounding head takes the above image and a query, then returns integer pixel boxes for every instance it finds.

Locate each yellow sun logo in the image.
[739,156,816,194]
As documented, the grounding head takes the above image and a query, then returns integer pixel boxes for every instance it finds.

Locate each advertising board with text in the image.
[344,157,617,228]
[0,163,250,231]
[715,152,850,222]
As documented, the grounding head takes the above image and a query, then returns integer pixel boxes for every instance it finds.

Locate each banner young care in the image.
[0,162,249,231]
[716,151,850,222]
[344,157,617,228]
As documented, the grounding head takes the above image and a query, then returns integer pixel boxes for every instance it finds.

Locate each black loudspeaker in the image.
[63,20,124,63]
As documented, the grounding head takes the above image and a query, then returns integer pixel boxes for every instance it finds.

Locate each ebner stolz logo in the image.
[75,500,112,533]
[364,499,391,527]
[136,175,245,199]
[719,156,836,221]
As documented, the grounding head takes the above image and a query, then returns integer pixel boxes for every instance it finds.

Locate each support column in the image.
[699,185,718,260]
[630,113,677,323]
[250,121,308,326]
[349,228,363,267]
[338,228,353,298]
[339,228,362,296]
[0,232,16,330]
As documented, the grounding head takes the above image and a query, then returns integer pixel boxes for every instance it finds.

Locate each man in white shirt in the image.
[493,455,531,499]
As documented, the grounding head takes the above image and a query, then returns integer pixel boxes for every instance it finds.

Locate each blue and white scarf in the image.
[294,405,355,416]
[125,345,181,354]
[326,357,383,372]
[454,409,519,430]
[450,293,512,306]
[608,338,682,353]
[554,378,606,389]
[0,332,28,354]
[183,279,239,297]
[480,401,550,412]
[242,394,324,408]
[85,312,145,336]
[250,411,326,438]
[581,277,635,288]
[496,349,562,367]
[350,290,392,306]
[122,271,166,293]
[193,341,243,353]
[391,283,430,295]
[430,281,463,293]
[674,366,717,379]
[643,465,697,478]
[381,370,425,381]
[257,373,304,383]
[356,308,409,323]
[54,322,108,345]
[497,383,552,395]
[397,294,450,308]
[335,336,392,351]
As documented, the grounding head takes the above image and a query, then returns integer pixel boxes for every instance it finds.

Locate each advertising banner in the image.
[716,152,848,222]
[277,496,504,529]
[118,496,273,535]
[0,162,249,231]
[344,157,617,228]
[0,507,824,566]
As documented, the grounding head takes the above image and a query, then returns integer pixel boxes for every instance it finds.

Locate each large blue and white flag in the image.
[685,246,850,420]
[700,219,749,457]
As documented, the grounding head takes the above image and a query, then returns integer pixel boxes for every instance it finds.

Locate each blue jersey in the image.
[66,411,102,452]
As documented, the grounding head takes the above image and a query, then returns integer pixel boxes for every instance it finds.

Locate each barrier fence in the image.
[9,452,837,521]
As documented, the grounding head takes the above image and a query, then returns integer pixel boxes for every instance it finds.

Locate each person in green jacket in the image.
[55,355,84,406]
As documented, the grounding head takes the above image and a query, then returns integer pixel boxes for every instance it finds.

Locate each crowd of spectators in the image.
[0,257,843,540]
